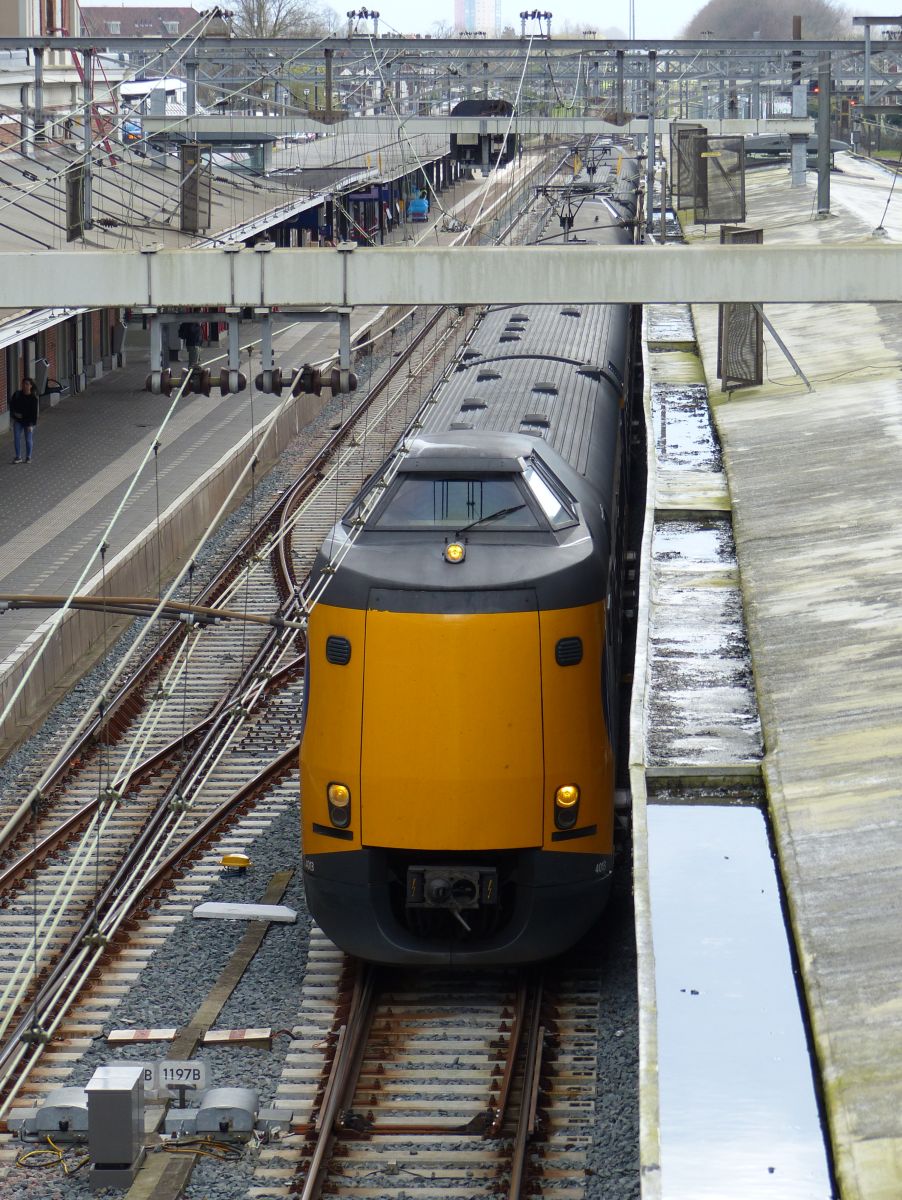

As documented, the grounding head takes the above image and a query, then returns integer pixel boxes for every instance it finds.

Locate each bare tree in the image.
[682,0,849,39]
[231,0,336,37]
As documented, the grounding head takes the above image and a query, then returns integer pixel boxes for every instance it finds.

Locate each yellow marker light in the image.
[220,852,250,872]
[554,784,580,831]
[327,783,351,828]
[444,542,466,564]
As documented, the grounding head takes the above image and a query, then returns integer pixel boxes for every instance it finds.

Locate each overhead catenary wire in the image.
[0,67,543,1002]
[467,36,535,236]
[0,74,481,1072]
[0,163,546,1063]
[0,359,315,1042]
[0,336,316,890]
[0,10,219,221]
[364,33,455,224]
[0,21,342,239]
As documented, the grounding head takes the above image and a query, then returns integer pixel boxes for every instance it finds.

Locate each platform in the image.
[685,155,902,1200]
[0,317,325,674]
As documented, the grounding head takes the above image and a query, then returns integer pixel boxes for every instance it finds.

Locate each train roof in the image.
[399,430,555,473]
[450,99,515,116]
[426,298,627,477]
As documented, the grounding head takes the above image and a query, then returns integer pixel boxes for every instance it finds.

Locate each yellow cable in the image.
[16,1135,89,1174]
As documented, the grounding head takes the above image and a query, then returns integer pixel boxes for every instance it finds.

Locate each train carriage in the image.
[301,166,640,965]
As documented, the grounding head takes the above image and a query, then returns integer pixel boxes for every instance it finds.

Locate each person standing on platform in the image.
[178,320,203,367]
[9,377,38,463]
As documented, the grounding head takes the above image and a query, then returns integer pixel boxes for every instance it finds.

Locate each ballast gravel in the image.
[4,802,310,1200]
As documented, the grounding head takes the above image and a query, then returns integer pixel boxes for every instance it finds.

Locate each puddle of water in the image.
[647,517,761,767]
[653,518,735,567]
[647,804,834,1200]
[647,304,696,343]
[652,384,723,472]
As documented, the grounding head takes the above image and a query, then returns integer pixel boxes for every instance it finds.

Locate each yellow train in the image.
[301,174,638,964]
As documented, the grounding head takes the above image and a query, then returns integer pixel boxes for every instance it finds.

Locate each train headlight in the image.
[554,784,580,830]
[444,542,466,564]
[327,783,351,828]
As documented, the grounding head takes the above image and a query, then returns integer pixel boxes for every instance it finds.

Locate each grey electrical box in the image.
[163,1086,262,1139]
[86,1064,145,1191]
[6,1086,90,1140]
[196,1087,258,1134]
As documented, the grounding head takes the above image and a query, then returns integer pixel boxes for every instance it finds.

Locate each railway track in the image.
[0,149,567,1121]
[249,954,609,1200]
[294,964,548,1199]
[0,300,469,1115]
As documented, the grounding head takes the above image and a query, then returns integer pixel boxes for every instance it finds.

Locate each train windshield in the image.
[370,475,542,530]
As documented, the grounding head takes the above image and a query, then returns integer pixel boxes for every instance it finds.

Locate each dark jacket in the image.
[9,388,38,426]
[178,321,202,347]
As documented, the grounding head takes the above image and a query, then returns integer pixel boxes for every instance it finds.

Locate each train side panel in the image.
[539,601,614,856]
[301,604,365,856]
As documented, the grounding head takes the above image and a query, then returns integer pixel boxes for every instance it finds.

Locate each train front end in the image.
[300,433,617,966]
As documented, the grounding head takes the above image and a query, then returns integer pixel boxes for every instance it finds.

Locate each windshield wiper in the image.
[456,503,527,534]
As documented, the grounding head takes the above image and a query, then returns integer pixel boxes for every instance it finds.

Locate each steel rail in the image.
[488,975,531,1135]
[507,977,546,1199]
[0,715,213,898]
[299,964,378,1200]
[0,652,304,898]
[0,742,301,1114]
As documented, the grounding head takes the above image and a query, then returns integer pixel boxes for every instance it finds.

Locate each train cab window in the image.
[522,457,578,530]
[370,475,542,530]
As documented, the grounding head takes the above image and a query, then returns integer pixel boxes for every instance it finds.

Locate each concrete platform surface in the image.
[0,317,321,666]
[687,155,902,1200]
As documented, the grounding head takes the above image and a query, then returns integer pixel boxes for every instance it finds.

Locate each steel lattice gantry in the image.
[4,33,902,126]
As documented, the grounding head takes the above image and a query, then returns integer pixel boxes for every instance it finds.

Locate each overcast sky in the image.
[83,0,902,42]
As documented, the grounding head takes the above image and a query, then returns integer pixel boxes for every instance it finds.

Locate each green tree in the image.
[682,0,849,39]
